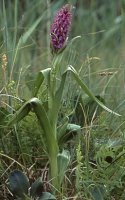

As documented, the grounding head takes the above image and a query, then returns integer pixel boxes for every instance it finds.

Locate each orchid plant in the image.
[8,4,120,197]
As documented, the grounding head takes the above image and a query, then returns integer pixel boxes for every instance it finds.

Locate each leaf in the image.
[38,192,56,200]
[8,97,59,157]
[67,123,81,132]
[33,68,51,96]
[30,177,43,198]
[91,185,106,200]
[107,138,123,148]
[8,102,31,126]
[9,170,29,198]
[29,98,59,156]
[67,65,121,116]
[74,95,105,126]
[8,97,59,189]
[58,123,81,145]
[57,149,70,185]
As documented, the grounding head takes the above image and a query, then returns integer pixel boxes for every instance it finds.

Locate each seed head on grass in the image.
[50,4,72,54]
[2,54,8,71]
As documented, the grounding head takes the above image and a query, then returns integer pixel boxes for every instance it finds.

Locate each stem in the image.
[49,152,59,191]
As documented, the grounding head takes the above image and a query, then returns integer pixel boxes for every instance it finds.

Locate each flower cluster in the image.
[50,4,72,53]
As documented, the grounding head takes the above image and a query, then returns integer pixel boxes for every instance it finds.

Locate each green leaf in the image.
[8,98,58,157]
[91,185,106,200]
[107,138,123,148]
[9,170,29,198]
[8,97,59,189]
[68,65,121,116]
[57,149,70,185]
[58,123,81,145]
[30,177,43,198]
[33,68,51,96]
[29,98,59,155]
[74,95,105,126]
[67,123,81,132]
[8,102,31,126]
[38,192,56,200]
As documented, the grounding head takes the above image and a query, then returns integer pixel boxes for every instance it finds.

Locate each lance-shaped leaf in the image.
[8,102,31,126]
[9,170,29,198]
[30,177,44,198]
[38,192,56,200]
[67,65,121,116]
[8,98,59,189]
[57,149,70,185]
[8,98,58,156]
[74,94,105,126]
[91,185,106,200]
[29,98,59,156]
[67,123,81,132]
[58,123,81,145]
[33,68,51,96]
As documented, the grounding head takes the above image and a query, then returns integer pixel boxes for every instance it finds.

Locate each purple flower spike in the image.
[50,4,72,53]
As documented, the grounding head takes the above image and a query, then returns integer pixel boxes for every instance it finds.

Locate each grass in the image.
[0,0,125,199]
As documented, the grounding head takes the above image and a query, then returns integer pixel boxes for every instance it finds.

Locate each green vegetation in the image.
[0,0,125,199]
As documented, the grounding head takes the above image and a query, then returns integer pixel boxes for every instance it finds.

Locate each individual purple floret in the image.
[50,4,72,53]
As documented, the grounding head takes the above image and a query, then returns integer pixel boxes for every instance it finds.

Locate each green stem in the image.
[49,152,59,191]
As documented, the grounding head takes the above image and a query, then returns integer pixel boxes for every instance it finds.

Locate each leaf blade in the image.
[57,149,70,185]
[33,68,51,96]
[30,177,43,198]
[68,65,121,116]
[38,192,56,200]
[9,170,29,198]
